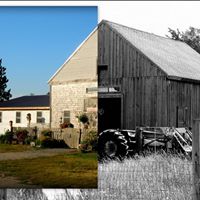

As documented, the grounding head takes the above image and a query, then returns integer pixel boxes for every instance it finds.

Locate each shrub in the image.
[77,113,89,124]
[0,134,6,144]
[24,137,33,145]
[60,122,74,129]
[4,131,14,144]
[15,129,29,144]
[41,138,68,148]
[79,130,98,152]
[39,134,47,142]
[41,129,53,138]
[35,139,41,146]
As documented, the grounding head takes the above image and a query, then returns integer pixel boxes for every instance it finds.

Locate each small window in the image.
[16,112,21,123]
[63,111,70,123]
[37,111,43,123]
[0,112,2,123]
[98,65,108,86]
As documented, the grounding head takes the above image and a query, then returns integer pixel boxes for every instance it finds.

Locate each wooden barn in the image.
[98,20,200,132]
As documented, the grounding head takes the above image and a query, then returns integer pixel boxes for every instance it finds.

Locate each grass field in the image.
[80,153,193,200]
[0,152,97,188]
[0,144,35,153]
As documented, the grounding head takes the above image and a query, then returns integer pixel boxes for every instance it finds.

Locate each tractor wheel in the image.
[98,130,129,161]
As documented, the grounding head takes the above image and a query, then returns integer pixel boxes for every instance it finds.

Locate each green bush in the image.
[41,129,53,138]
[35,139,41,146]
[15,129,29,144]
[78,113,89,124]
[41,138,68,148]
[79,130,98,152]
[24,137,32,145]
[0,134,6,144]
[4,131,14,144]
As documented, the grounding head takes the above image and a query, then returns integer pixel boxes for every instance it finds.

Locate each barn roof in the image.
[103,20,200,81]
[0,95,49,109]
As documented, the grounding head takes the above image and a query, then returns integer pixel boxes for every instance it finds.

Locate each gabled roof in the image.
[48,28,97,84]
[0,95,49,109]
[103,20,200,81]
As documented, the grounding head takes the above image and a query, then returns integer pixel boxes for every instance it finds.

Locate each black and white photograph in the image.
[1,1,200,200]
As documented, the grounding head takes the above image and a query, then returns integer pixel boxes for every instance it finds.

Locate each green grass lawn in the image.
[0,152,97,188]
[0,144,35,153]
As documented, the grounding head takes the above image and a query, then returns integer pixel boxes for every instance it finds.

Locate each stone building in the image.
[48,29,97,129]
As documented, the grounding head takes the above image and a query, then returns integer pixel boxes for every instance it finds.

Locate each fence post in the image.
[79,129,82,145]
[135,127,143,154]
[192,119,200,200]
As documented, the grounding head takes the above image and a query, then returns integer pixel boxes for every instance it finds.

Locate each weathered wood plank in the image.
[192,119,200,200]
[98,23,200,129]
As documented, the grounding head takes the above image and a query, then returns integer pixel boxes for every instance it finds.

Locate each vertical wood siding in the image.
[98,23,200,129]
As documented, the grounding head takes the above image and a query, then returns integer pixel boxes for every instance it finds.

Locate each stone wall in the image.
[50,81,97,129]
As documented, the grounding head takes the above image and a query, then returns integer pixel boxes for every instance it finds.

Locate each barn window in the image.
[0,112,2,123]
[63,111,70,123]
[98,65,108,85]
[36,111,43,123]
[16,112,21,123]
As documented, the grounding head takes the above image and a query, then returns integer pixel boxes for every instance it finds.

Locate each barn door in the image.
[176,106,188,127]
[98,97,121,133]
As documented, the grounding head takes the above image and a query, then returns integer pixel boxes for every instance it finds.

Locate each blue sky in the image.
[0,6,97,98]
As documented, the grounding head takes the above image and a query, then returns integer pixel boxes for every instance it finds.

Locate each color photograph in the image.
[0,6,98,188]
[1,1,200,200]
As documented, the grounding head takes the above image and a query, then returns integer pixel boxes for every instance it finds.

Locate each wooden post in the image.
[192,119,200,200]
[9,120,13,133]
[79,128,82,145]
[176,106,179,128]
[135,127,143,154]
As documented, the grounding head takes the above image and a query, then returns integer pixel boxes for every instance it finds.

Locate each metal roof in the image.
[104,20,200,81]
[0,95,49,108]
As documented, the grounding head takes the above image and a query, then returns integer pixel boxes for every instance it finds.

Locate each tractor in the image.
[98,127,192,160]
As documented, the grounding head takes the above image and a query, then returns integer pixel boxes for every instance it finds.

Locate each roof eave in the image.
[167,75,200,84]
[49,78,97,85]
[0,107,50,111]
[48,27,97,84]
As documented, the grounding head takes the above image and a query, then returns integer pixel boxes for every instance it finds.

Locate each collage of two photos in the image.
[0,2,200,199]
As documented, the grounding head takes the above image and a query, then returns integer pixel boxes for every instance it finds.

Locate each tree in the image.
[166,27,200,54]
[0,59,12,101]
